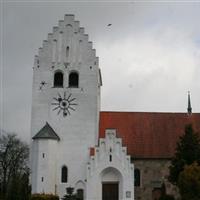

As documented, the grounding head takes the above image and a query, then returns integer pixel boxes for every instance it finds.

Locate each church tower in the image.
[30,14,101,196]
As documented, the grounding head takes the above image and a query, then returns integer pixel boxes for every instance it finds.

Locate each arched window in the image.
[54,71,63,87]
[61,166,68,183]
[69,71,79,88]
[134,168,141,187]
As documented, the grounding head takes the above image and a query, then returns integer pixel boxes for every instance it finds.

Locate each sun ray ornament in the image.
[51,92,77,117]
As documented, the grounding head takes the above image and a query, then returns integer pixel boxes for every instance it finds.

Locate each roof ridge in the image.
[100,111,200,114]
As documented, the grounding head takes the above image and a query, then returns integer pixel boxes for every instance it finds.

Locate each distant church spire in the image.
[187,91,192,115]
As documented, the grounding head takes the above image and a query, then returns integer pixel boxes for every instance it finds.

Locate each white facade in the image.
[30,14,134,200]
[87,129,134,200]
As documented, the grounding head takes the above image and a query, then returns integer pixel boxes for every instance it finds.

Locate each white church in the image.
[30,14,200,200]
[30,14,134,200]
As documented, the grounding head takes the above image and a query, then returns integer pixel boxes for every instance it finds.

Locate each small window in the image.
[66,24,72,28]
[69,72,79,88]
[61,166,68,183]
[134,169,141,187]
[54,71,63,87]
[109,155,112,162]
[66,46,69,58]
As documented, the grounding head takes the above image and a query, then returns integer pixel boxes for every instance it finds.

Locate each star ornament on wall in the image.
[51,92,77,117]
[39,81,47,90]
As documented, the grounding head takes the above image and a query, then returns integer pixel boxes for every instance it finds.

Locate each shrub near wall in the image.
[159,194,175,200]
[31,194,59,200]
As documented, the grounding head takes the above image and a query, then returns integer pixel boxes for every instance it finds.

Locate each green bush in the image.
[31,194,59,200]
[159,194,175,200]
[178,162,200,200]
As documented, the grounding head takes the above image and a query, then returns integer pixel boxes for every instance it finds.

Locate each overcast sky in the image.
[1,1,200,142]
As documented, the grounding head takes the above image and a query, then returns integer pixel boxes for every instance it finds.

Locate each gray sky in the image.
[1,1,200,142]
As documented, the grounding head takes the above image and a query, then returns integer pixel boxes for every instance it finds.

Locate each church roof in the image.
[99,112,200,159]
[32,122,60,140]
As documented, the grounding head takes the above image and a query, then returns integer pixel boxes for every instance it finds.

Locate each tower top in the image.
[187,91,192,115]
[34,14,99,69]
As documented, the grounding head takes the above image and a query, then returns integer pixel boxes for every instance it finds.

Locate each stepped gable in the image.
[99,111,200,159]
[34,14,99,71]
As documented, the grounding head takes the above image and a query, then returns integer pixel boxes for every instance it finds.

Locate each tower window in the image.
[134,168,141,187]
[66,46,69,58]
[54,71,63,87]
[69,71,79,88]
[61,166,68,183]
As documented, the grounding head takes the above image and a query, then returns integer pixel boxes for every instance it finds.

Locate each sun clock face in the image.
[51,92,77,117]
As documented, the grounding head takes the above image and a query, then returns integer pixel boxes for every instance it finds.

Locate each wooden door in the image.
[102,182,119,200]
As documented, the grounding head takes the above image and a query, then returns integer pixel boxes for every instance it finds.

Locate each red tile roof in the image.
[99,112,200,159]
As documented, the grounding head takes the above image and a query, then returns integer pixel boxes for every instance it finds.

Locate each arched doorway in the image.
[101,167,123,200]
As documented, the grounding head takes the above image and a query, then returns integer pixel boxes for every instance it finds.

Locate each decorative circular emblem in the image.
[51,92,77,117]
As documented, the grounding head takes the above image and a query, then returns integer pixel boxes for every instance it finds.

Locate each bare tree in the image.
[0,132,29,200]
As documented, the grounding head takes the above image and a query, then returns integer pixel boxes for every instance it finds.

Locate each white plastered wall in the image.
[86,129,135,200]
[30,14,101,198]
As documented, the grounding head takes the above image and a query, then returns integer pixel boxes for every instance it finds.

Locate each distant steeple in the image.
[187,91,192,115]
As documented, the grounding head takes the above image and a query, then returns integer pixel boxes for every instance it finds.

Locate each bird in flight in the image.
[107,24,112,26]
